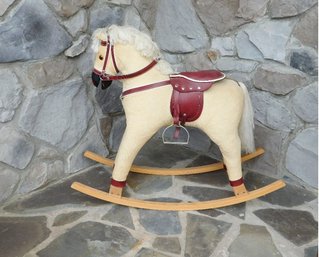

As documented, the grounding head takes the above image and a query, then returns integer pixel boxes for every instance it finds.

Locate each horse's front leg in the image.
[109,121,160,196]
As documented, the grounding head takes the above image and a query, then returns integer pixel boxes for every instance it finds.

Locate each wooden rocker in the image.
[82,147,265,176]
[71,25,285,210]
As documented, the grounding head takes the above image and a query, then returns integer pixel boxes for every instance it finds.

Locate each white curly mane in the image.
[91,25,173,75]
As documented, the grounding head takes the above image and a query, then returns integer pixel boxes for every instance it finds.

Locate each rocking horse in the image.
[71,25,285,211]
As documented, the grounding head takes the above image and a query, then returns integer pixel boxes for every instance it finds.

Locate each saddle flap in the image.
[170,70,225,93]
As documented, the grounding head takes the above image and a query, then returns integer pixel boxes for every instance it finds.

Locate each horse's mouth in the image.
[91,72,112,90]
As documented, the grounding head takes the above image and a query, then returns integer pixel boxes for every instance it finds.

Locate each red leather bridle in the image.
[92,37,160,82]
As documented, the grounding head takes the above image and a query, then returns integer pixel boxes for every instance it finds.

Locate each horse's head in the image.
[91,26,173,90]
[91,29,118,90]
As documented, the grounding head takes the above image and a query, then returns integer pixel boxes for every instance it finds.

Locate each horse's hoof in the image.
[233,184,248,196]
[109,185,123,197]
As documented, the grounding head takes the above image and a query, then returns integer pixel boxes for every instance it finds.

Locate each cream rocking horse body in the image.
[71,25,285,211]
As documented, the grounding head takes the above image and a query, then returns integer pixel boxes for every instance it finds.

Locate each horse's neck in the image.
[116,44,169,90]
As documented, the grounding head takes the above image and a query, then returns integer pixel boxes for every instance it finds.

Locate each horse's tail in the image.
[238,82,255,153]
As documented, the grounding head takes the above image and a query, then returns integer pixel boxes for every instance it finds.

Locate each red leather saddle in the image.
[170,70,225,125]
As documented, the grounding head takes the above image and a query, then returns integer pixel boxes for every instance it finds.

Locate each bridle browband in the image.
[93,37,160,82]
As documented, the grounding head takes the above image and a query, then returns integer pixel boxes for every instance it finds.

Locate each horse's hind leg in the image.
[203,127,247,196]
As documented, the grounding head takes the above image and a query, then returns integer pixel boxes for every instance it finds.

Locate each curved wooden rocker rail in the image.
[71,180,286,211]
[84,147,265,176]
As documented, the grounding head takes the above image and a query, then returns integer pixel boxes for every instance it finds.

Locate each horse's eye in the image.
[99,55,103,60]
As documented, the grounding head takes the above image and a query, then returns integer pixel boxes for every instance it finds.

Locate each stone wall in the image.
[0,0,317,204]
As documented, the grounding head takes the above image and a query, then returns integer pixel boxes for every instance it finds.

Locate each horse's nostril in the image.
[91,72,100,87]
[101,80,112,90]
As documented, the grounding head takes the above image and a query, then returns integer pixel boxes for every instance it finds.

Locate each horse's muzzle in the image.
[91,72,112,90]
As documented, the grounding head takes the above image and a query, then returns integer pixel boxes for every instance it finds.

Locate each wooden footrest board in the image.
[84,147,265,176]
[71,180,285,211]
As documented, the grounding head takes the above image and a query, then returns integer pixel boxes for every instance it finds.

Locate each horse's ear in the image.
[95,32,105,41]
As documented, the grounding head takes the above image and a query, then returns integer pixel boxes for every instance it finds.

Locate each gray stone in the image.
[253,63,308,95]
[186,127,212,153]
[235,31,264,61]
[89,3,124,33]
[133,0,157,30]
[216,57,258,73]
[134,137,198,168]
[254,209,318,246]
[0,126,35,169]
[153,237,181,255]
[0,0,72,62]
[127,173,172,194]
[19,78,94,151]
[99,116,113,145]
[135,248,171,257]
[135,0,208,53]
[138,205,182,235]
[63,9,88,37]
[229,224,282,257]
[106,0,132,5]
[123,6,144,30]
[236,0,269,21]
[53,211,87,226]
[95,81,124,115]
[197,208,224,218]
[109,115,126,152]
[225,72,254,90]
[292,6,318,50]
[211,36,236,56]
[269,0,317,18]
[304,246,318,257]
[245,125,288,176]
[37,145,62,160]
[243,20,295,62]
[0,216,50,257]
[192,0,248,36]
[290,48,318,76]
[184,51,215,71]
[21,55,75,89]
[37,222,138,257]
[292,82,318,123]
[0,0,15,16]
[286,128,318,188]
[245,172,317,207]
[185,214,231,257]
[43,0,94,18]
[178,155,229,187]
[67,125,109,173]
[4,166,111,212]
[0,69,23,122]
[19,160,64,194]
[251,91,296,132]
[183,186,246,219]
[76,46,95,77]
[64,34,90,57]
[18,146,64,194]
[153,0,208,53]
[0,167,19,203]
[102,205,135,230]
